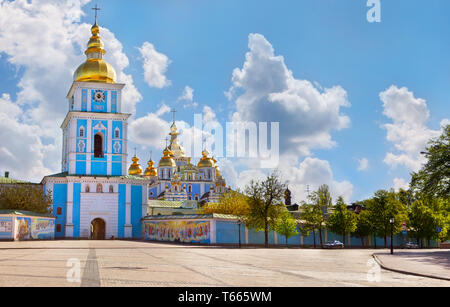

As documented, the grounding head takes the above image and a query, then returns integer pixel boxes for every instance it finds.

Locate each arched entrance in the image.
[90,218,106,240]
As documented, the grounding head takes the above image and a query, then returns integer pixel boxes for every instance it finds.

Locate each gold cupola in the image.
[158,147,176,167]
[144,158,158,177]
[128,154,143,175]
[197,149,215,168]
[73,18,116,83]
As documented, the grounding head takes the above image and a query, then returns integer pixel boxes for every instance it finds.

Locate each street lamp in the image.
[390,217,395,254]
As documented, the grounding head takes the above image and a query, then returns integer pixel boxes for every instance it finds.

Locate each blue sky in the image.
[0,0,449,203]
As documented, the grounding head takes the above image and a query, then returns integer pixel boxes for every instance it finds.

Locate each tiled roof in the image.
[0,210,54,218]
[148,200,183,208]
[142,213,240,220]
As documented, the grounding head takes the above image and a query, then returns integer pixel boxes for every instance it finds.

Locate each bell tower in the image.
[61,17,130,176]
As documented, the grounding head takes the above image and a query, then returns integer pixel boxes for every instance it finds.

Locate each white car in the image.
[324,240,344,248]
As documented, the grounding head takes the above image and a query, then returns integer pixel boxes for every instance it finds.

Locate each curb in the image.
[372,253,450,282]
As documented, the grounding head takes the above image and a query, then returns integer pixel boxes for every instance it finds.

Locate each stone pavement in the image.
[374,250,450,281]
[0,240,449,287]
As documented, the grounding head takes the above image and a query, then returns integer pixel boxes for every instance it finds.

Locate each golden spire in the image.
[144,151,158,177]
[158,146,176,167]
[73,5,116,83]
[128,149,143,175]
[197,148,215,168]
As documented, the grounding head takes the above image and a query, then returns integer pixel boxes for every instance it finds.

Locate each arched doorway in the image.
[90,218,106,240]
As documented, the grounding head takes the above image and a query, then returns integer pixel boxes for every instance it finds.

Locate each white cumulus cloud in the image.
[139,41,171,89]
[227,33,351,158]
[380,85,448,171]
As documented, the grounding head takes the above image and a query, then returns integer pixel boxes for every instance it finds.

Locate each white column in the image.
[210,219,216,244]
[107,119,112,175]
[86,119,92,175]
[124,184,132,238]
[65,182,74,237]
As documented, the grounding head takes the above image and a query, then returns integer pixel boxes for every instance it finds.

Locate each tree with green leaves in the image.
[245,173,286,248]
[0,185,52,214]
[275,210,298,246]
[353,209,373,246]
[200,190,250,218]
[327,196,357,245]
[408,197,448,247]
[309,184,332,248]
[299,202,323,248]
[366,189,408,248]
[410,124,449,199]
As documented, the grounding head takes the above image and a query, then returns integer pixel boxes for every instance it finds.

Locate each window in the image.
[188,185,192,193]
[56,207,62,215]
[109,185,114,193]
[114,128,120,138]
[56,224,62,232]
[79,127,84,137]
[94,133,104,157]
[96,183,103,193]
[85,184,90,193]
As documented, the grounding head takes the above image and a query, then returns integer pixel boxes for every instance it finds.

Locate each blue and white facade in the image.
[41,21,148,239]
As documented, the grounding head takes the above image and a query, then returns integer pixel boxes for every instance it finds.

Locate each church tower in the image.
[62,19,129,176]
[42,14,148,240]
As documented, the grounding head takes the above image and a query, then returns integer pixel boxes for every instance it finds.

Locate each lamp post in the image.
[390,217,395,255]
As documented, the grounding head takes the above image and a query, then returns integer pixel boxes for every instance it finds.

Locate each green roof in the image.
[0,176,35,184]
[44,172,148,181]
[148,200,183,208]
[0,210,54,218]
[143,213,240,220]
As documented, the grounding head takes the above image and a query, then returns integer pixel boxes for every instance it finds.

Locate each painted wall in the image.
[14,216,55,240]
[143,220,211,243]
[0,216,13,240]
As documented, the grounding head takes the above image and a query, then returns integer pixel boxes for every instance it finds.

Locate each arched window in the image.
[188,185,192,193]
[114,128,120,139]
[85,184,90,193]
[96,183,103,193]
[109,185,114,193]
[56,207,62,215]
[94,133,104,158]
[79,127,84,137]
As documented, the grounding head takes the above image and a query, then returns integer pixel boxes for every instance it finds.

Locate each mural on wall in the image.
[15,217,55,240]
[144,220,210,243]
[0,216,13,239]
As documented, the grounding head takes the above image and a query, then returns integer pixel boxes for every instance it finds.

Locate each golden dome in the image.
[197,149,215,168]
[128,155,143,175]
[73,21,116,83]
[144,158,158,177]
[158,147,176,167]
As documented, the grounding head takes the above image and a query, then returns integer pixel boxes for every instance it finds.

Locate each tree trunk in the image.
[384,234,387,248]
[360,237,364,247]
[343,232,346,245]
[313,229,316,248]
[264,221,269,248]
[374,233,377,249]
[318,227,323,248]
[286,236,288,247]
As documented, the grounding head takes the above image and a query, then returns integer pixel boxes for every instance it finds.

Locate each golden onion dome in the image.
[144,158,158,177]
[197,149,215,168]
[158,147,176,167]
[73,21,116,83]
[128,155,143,175]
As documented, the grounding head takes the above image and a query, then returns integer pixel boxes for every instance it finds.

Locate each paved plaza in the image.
[0,240,448,287]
